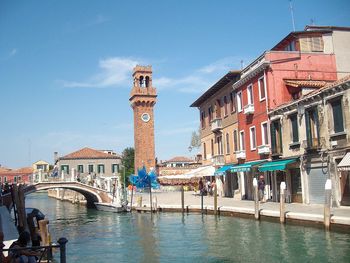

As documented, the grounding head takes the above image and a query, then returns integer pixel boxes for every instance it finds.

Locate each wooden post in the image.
[181,186,185,213]
[280,182,286,224]
[130,184,134,212]
[253,178,259,220]
[324,179,332,231]
[38,219,50,246]
[137,196,142,207]
[214,184,218,215]
[149,178,153,214]
[201,193,204,214]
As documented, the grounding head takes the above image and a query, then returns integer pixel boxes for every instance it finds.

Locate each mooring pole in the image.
[58,237,68,263]
[280,182,286,224]
[181,185,185,213]
[149,177,153,215]
[130,183,134,212]
[214,184,218,215]
[253,178,260,220]
[201,192,204,214]
[324,179,332,231]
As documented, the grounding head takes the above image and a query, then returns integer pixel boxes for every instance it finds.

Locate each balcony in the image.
[303,137,322,151]
[211,118,223,132]
[211,154,225,166]
[243,103,254,115]
[235,150,246,159]
[257,145,270,155]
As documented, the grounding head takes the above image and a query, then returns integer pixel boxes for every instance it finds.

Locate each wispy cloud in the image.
[153,56,246,93]
[60,57,140,88]
[87,14,111,27]
[9,48,17,57]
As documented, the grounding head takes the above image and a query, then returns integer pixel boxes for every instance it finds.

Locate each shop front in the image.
[258,158,301,203]
[230,160,266,200]
[214,165,237,197]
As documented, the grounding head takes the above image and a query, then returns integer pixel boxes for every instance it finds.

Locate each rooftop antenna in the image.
[240,60,244,70]
[289,0,296,32]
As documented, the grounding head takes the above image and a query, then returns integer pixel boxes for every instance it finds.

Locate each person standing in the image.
[258,175,266,202]
[198,178,204,196]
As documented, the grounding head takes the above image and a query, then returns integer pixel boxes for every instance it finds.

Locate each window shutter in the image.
[311,37,323,52]
[270,123,276,152]
[331,100,344,133]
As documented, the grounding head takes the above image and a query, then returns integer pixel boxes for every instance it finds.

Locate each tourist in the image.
[258,175,266,202]
[9,231,41,263]
[211,179,216,196]
[198,178,204,196]
[206,180,212,196]
[216,177,224,197]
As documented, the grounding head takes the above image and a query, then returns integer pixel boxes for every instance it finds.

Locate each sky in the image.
[1,0,349,168]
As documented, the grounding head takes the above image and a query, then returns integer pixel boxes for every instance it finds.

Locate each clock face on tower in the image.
[141,113,151,122]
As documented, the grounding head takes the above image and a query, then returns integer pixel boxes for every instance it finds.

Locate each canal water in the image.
[26,192,350,263]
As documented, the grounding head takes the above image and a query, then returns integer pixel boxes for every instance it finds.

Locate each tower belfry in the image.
[129,65,157,173]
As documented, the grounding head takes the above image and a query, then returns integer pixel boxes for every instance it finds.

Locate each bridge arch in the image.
[24,182,111,207]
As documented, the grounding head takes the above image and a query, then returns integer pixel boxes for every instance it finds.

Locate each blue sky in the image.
[1,0,349,168]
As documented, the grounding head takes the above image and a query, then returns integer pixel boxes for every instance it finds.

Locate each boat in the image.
[94,175,129,213]
[94,202,127,212]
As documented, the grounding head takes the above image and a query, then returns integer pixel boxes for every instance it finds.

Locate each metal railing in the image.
[1,238,68,263]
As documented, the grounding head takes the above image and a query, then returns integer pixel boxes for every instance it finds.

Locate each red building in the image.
[232,26,349,200]
[0,166,33,185]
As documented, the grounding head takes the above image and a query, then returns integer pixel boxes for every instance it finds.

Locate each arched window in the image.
[145,76,150,87]
[139,76,144,87]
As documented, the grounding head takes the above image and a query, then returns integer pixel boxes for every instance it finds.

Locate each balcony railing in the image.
[257,145,270,155]
[211,118,223,132]
[235,150,246,159]
[211,154,225,166]
[243,103,254,115]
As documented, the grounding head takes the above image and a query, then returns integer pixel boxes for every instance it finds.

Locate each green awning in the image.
[214,165,233,176]
[258,158,298,172]
[231,160,266,173]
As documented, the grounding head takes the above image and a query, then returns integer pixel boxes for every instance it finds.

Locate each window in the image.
[284,40,296,51]
[77,165,84,173]
[112,164,119,173]
[211,139,214,156]
[226,133,230,154]
[230,92,236,113]
[97,164,105,174]
[224,96,228,116]
[247,84,253,105]
[201,111,206,129]
[237,91,243,112]
[261,122,268,145]
[305,108,320,148]
[239,130,245,151]
[258,76,266,101]
[215,99,221,118]
[290,114,299,143]
[330,99,344,133]
[14,176,17,183]
[18,176,22,182]
[217,136,223,155]
[208,106,213,123]
[233,130,238,152]
[299,36,323,52]
[88,164,94,173]
[61,165,69,174]
[4,177,7,183]
[271,120,282,154]
[203,143,207,160]
[250,126,256,150]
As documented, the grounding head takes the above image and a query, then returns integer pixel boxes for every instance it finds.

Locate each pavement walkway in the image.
[131,191,350,227]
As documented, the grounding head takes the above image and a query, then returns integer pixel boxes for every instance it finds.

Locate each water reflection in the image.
[25,192,350,263]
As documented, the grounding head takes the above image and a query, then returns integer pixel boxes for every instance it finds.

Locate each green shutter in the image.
[305,110,312,147]
[332,100,344,133]
[291,114,299,142]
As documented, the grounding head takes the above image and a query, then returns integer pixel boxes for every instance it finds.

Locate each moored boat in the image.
[94,202,127,212]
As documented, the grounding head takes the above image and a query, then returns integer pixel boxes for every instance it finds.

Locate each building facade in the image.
[269,76,350,205]
[0,166,33,185]
[191,71,241,197]
[57,147,122,181]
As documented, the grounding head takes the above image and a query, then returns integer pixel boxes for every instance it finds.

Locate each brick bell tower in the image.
[129,65,157,173]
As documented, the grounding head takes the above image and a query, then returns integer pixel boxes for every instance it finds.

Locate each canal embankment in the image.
[132,191,350,230]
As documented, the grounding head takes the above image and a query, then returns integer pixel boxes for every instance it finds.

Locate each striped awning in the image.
[338,152,350,171]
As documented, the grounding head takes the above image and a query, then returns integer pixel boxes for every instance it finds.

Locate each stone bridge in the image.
[24,182,112,207]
